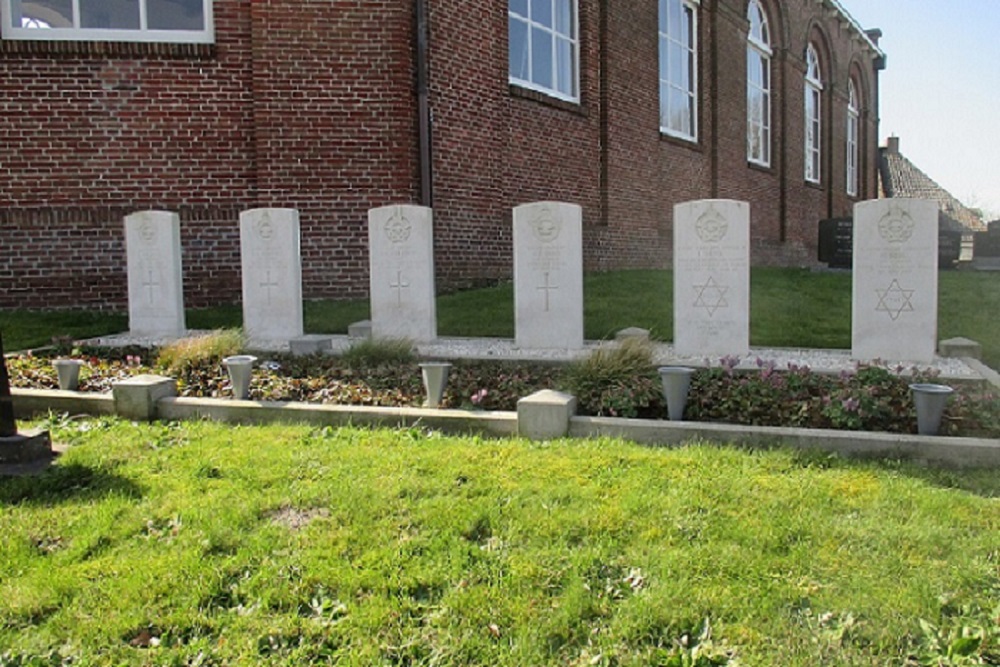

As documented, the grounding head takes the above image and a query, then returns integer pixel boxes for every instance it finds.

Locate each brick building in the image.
[0,0,884,310]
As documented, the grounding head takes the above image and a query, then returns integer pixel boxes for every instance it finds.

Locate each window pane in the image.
[669,42,683,84]
[530,0,552,28]
[668,0,681,39]
[509,17,530,81]
[554,0,571,35]
[555,37,573,95]
[13,0,72,28]
[510,0,528,19]
[80,0,139,28]
[660,82,670,127]
[658,0,667,35]
[148,0,204,30]
[531,26,553,89]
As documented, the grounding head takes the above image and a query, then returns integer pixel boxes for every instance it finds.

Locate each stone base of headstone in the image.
[615,327,650,343]
[289,335,334,357]
[113,375,177,422]
[348,320,373,339]
[0,428,52,464]
[972,258,1000,271]
[938,337,982,360]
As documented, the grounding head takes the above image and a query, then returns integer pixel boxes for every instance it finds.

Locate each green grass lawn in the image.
[2,268,998,368]
[2,418,998,666]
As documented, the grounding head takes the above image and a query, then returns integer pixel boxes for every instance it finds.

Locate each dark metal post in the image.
[0,332,17,437]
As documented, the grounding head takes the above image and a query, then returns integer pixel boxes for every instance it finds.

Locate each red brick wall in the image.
[0,0,882,311]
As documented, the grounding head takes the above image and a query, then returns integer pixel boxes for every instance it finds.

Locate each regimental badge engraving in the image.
[385,211,412,244]
[138,218,156,243]
[531,208,561,244]
[695,205,729,244]
[877,203,915,244]
[255,212,274,240]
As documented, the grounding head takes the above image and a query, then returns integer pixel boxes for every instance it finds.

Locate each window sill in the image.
[0,38,216,59]
[510,84,586,116]
[659,131,702,153]
[748,160,775,175]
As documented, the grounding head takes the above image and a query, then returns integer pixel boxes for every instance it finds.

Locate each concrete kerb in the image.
[9,387,1000,468]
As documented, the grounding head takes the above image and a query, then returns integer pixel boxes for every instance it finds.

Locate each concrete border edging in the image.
[10,388,1000,468]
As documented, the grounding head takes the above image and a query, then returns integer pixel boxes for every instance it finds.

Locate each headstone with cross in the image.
[513,201,583,349]
[125,210,186,336]
[239,208,304,341]
[368,205,437,343]
[0,331,53,465]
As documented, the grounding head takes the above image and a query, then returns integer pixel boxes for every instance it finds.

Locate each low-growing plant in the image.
[339,337,415,368]
[562,338,663,418]
[155,329,245,374]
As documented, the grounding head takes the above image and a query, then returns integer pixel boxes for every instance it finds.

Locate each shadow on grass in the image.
[790,448,1000,498]
[0,462,143,506]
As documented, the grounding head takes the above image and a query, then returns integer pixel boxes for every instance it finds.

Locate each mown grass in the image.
[2,418,999,666]
[2,269,998,368]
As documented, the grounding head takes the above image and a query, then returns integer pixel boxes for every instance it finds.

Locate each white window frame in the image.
[846,79,860,197]
[659,0,699,142]
[1,0,214,43]
[746,0,771,166]
[804,44,823,184]
[508,0,580,103]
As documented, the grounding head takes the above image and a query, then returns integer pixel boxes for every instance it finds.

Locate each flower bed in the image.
[6,344,999,438]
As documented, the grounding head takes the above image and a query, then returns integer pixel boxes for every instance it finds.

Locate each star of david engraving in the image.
[874,279,915,321]
[692,276,729,317]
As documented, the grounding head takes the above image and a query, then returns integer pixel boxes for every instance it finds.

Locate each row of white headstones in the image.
[125,197,940,363]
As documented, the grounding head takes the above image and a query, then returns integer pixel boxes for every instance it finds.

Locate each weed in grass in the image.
[339,337,416,367]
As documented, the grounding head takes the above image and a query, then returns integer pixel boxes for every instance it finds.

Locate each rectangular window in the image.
[846,109,859,196]
[805,86,821,183]
[2,0,213,43]
[509,0,579,102]
[747,50,771,166]
[659,0,698,141]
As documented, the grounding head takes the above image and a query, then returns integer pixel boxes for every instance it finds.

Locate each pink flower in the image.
[471,389,488,405]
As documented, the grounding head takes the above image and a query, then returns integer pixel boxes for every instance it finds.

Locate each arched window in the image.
[804,44,823,183]
[746,0,771,166]
[846,79,860,196]
[659,0,699,141]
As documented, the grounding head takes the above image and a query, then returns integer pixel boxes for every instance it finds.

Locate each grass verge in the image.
[1,418,998,666]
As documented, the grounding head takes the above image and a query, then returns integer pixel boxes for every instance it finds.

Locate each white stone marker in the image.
[673,199,750,357]
[513,201,584,349]
[368,205,437,343]
[125,210,186,336]
[852,198,938,363]
[240,208,304,341]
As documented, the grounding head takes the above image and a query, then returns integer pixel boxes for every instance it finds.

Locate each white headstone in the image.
[239,208,304,341]
[368,205,437,342]
[125,210,186,336]
[852,198,938,363]
[513,201,584,349]
[673,199,750,357]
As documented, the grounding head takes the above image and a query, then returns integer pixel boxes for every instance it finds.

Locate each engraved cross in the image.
[537,272,558,312]
[260,270,280,305]
[390,270,410,305]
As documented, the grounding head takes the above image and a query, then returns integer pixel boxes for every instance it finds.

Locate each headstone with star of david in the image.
[851,198,939,363]
[367,205,437,343]
[124,210,186,337]
[512,201,584,350]
[240,208,304,341]
[673,199,750,357]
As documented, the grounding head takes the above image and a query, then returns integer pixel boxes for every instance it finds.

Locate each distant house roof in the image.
[878,136,987,234]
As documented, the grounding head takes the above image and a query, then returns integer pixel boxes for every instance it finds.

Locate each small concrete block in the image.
[0,429,52,464]
[615,327,650,342]
[113,374,177,421]
[290,335,334,356]
[938,337,982,360]
[348,320,372,339]
[517,389,577,440]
